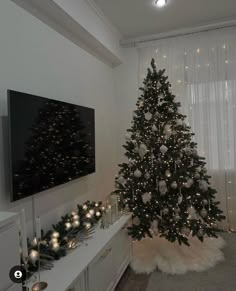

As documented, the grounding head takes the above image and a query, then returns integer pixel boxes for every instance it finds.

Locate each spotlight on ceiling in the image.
[154,0,167,8]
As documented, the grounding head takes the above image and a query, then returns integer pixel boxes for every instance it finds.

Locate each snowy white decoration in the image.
[200,208,208,218]
[144,172,151,180]
[139,143,148,159]
[133,216,140,226]
[151,220,158,235]
[131,234,225,275]
[171,181,178,189]
[176,119,183,126]
[164,124,172,137]
[145,112,152,121]
[142,192,152,204]
[178,195,183,204]
[159,180,168,195]
[181,226,191,236]
[134,169,142,178]
[199,180,208,192]
[125,133,132,141]
[187,206,198,220]
[163,208,169,215]
[160,145,168,154]
[152,124,158,132]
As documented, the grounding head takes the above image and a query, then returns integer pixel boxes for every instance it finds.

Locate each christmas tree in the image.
[114,59,225,246]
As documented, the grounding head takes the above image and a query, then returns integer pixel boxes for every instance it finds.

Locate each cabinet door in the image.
[66,271,86,291]
[88,242,115,291]
[112,227,132,282]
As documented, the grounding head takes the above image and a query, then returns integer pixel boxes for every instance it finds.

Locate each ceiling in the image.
[93,0,236,39]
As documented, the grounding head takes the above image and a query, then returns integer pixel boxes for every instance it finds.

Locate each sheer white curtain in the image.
[138,27,236,230]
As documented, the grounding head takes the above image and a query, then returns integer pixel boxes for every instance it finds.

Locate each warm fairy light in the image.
[52,242,60,251]
[96,211,101,217]
[86,213,92,219]
[51,238,58,244]
[83,204,88,210]
[89,209,95,215]
[154,0,167,7]
[65,222,72,230]
[52,231,60,239]
[73,214,79,220]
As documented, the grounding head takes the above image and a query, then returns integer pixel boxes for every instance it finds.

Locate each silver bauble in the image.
[199,180,208,192]
[171,181,178,189]
[181,226,191,236]
[142,192,152,204]
[160,145,168,154]
[144,172,151,180]
[163,208,169,215]
[203,199,208,206]
[176,158,182,165]
[174,214,180,221]
[117,175,125,184]
[200,208,208,218]
[197,229,204,237]
[176,119,183,126]
[125,133,132,141]
[194,173,200,179]
[134,169,142,178]
[133,216,140,226]
[165,170,172,177]
[145,112,152,121]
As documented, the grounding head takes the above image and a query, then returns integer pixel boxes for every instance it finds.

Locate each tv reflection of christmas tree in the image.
[14,100,95,198]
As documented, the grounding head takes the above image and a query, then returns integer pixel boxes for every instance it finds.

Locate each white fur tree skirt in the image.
[131,235,226,275]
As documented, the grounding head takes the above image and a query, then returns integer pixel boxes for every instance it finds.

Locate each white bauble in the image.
[202,167,207,173]
[165,170,171,177]
[144,172,151,180]
[199,180,208,192]
[152,124,158,132]
[176,158,182,165]
[145,112,152,121]
[192,149,198,156]
[160,145,168,154]
[133,216,140,226]
[29,250,39,264]
[174,214,181,221]
[142,192,152,204]
[139,143,148,159]
[176,119,183,126]
[196,166,202,173]
[178,195,183,204]
[200,208,208,218]
[181,226,191,236]
[185,178,194,188]
[162,208,169,215]
[134,169,142,178]
[203,199,208,206]
[194,173,200,179]
[164,124,172,137]
[117,175,125,184]
[171,181,178,189]
[125,133,132,141]
[184,147,192,156]
[133,146,139,153]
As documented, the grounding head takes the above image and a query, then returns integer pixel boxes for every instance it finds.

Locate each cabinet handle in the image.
[100,247,112,259]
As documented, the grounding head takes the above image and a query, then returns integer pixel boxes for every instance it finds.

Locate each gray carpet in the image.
[146,233,236,291]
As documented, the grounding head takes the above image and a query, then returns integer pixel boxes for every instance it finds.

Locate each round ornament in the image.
[176,119,183,126]
[154,111,160,118]
[117,175,125,184]
[181,226,191,236]
[200,208,208,218]
[159,180,168,195]
[134,169,142,178]
[196,167,202,173]
[125,133,132,141]
[171,181,178,189]
[145,112,152,121]
[192,149,198,156]
[160,145,168,154]
[187,206,198,220]
[194,173,200,179]
[203,199,208,206]
[164,124,172,137]
[133,216,140,226]
[139,143,148,159]
[174,214,181,221]
[176,158,182,165]
[142,192,152,204]
[175,207,181,213]
[144,172,151,180]
[163,208,169,215]
[184,147,192,156]
[199,180,208,192]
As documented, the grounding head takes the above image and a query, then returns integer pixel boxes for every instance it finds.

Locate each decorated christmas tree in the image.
[113,59,225,246]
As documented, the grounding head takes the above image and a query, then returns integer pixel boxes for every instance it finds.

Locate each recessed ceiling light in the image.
[154,0,167,8]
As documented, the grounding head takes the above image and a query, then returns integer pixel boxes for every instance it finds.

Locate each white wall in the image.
[0,0,118,237]
[113,48,139,163]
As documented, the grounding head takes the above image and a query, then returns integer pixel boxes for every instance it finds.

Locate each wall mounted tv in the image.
[8,90,95,202]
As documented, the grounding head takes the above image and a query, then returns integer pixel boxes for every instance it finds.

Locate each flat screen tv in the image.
[8,90,95,202]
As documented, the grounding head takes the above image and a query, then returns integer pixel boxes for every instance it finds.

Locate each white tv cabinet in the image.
[0,212,21,291]
[29,214,132,291]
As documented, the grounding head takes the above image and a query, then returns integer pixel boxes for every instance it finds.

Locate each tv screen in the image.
[8,90,95,201]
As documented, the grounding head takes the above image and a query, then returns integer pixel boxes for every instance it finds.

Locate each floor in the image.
[116,233,236,291]
[115,266,150,291]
